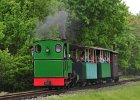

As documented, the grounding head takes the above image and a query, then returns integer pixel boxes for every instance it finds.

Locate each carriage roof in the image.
[70,44,118,54]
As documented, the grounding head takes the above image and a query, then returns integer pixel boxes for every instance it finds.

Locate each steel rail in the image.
[0,89,65,100]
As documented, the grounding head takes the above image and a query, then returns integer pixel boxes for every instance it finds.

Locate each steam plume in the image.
[36,11,68,40]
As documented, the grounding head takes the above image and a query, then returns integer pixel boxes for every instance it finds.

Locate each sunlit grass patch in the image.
[45,82,140,100]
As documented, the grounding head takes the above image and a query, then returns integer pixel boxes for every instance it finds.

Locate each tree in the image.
[66,0,128,47]
[0,0,58,54]
[127,14,140,74]
[0,0,61,91]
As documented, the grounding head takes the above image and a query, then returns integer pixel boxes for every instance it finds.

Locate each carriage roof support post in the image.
[101,50,103,62]
[107,51,109,59]
[95,50,96,63]
[108,51,110,58]
[109,51,110,59]
[108,51,110,63]
[102,50,103,58]
[99,50,101,57]
[88,48,89,62]
[76,49,78,60]
[85,48,86,62]
[107,51,108,58]
[93,49,94,63]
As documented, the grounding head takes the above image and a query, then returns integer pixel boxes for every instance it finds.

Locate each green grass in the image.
[45,82,140,100]
[120,75,140,80]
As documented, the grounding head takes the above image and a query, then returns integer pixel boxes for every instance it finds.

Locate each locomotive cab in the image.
[32,40,72,87]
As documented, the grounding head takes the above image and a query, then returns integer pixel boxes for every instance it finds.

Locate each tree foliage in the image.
[0,0,60,91]
[0,0,56,54]
[66,0,128,46]
[126,14,140,74]
[0,49,32,91]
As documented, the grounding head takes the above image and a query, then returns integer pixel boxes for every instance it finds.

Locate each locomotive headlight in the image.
[46,47,50,53]
[56,44,61,53]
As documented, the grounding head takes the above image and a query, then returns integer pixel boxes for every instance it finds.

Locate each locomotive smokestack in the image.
[61,34,66,41]
[58,11,68,41]
[59,24,67,41]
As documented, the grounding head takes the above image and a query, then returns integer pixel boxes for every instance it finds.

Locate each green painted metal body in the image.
[82,62,97,79]
[33,40,72,78]
[98,63,111,78]
[34,60,63,77]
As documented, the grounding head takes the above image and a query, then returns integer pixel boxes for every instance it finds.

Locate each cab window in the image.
[35,44,41,53]
[55,44,62,53]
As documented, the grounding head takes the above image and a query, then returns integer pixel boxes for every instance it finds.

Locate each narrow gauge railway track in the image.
[69,77,140,92]
[0,89,65,100]
[0,78,140,100]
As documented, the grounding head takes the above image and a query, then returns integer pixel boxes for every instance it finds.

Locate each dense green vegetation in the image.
[0,0,140,91]
[47,82,140,100]
[0,0,59,91]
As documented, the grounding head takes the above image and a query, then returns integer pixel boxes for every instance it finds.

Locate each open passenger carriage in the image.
[70,45,119,83]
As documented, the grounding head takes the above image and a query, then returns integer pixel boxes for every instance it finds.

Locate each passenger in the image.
[103,57,107,63]
[79,56,84,62]
[102,57,104,63]
[98,56,104,63]
[79,51,85,62]
[89,55,94,63]
[99,56,102,63]
[86,56,89,62]
[71,55,77,62]
[107,58,110,63]
[94,56,98,63]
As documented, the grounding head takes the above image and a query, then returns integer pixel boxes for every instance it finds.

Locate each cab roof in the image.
[33,39,62,42]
